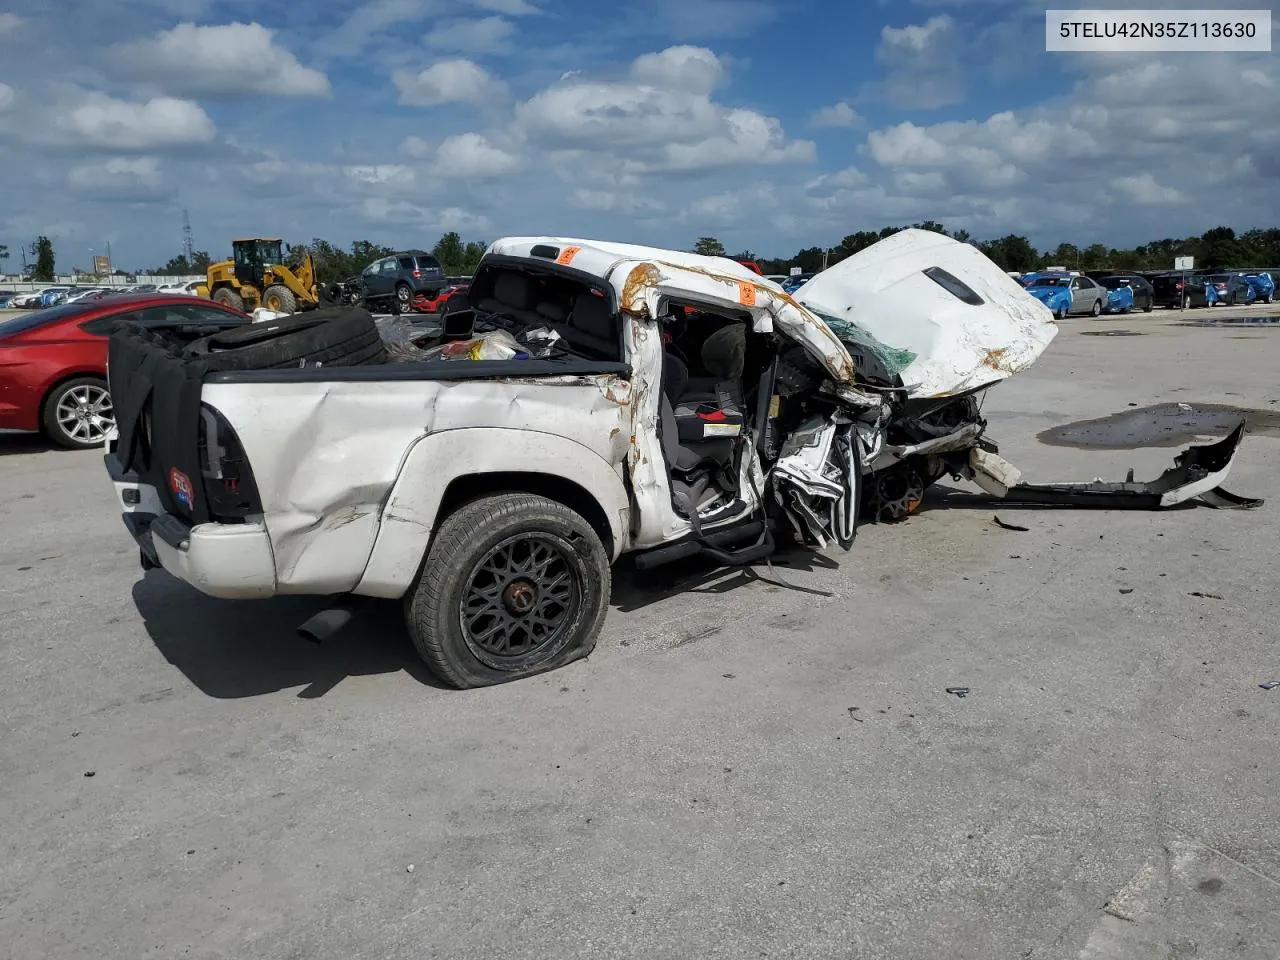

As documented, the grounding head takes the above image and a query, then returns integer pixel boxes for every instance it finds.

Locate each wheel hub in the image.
[459,534,580,661]
[503,580,537,616]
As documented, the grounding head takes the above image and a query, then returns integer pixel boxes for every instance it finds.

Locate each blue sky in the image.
[0,0,1277,271]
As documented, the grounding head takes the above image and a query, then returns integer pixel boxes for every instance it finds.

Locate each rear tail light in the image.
[412,269,421,278]
[198,403,262,521]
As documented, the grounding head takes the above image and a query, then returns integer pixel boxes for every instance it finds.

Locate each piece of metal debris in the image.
[1259,681,1279,691]
[1119,588,1134,594]
[1189,591,1224,600]
[847,707,863,722]
[993,515,1030,532]
[945,687,970,699]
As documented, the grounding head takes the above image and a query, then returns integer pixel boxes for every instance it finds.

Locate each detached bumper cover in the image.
[968,422,1263,510]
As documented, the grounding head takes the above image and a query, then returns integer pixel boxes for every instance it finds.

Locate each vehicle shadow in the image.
[0,432,65,457]
[611,546,841,613]
[131,571,444,699]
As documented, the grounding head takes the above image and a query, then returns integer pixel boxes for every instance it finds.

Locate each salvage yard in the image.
[3,307,1280,958]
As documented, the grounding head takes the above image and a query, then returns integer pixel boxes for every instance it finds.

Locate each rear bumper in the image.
[106,452,277,599]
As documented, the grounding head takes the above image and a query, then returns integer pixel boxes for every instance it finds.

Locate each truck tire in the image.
[404,493,610,689]
[262,284,297,314]
[185,307,386,370]
[212,287,244,313]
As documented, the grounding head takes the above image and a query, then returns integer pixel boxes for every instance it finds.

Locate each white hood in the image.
[796,229,1058,397]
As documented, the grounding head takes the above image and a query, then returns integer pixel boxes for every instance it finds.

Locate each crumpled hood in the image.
[796,229,1059,397]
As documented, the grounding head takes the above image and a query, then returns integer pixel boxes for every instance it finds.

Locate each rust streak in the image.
[981,347,1011,372]
[622,263,663,316]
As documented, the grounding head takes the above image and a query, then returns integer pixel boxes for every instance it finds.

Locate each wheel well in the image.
[40,371,106,420]
[436,471,615,555]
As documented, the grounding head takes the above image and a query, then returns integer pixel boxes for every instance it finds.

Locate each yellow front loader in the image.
[201,238,320,314]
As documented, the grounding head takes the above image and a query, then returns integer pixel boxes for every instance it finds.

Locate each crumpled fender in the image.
[353,428,632,598]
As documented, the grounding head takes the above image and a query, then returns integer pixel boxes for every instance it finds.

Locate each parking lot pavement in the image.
[2,310,1278,959]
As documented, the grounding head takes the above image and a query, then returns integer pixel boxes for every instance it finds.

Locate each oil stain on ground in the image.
[1039,402,1280,449]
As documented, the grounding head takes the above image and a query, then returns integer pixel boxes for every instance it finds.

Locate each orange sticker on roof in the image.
[556,246,582,265]
[737,280,757,306]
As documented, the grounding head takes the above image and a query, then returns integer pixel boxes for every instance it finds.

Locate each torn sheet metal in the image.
[487,236,858,385]
[771,414,860,549]
[794,229,1059,398]
[967,423,1263,510]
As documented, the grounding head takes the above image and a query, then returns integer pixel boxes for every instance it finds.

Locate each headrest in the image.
[493,272,537,309]
[571,291,613,334]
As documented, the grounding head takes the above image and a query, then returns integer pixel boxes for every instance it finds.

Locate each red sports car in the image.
[412,283,470,314]
[0,294,247,449]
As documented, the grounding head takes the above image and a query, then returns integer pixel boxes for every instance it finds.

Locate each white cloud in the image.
[569,189,665,215]
[400,132,519,178]
[874,15,965,109]
[805,166,869,195]
[319,0,435,56]
[0,13,23,34]
[516,46,813,175]
[810,102,859,128]
[425,16,515,53]
[56,93,216,150]
[630,45,726,95]
[360,198,491,232]
[471,0,538,13]
[435,133,519,177]
[394,59,506,106]
[67,156,172,200]
[841,50,1280,244]
[1111,173,1181,205]
[0,84,14,111]
[879,15,953,56]
[111,22,330,98]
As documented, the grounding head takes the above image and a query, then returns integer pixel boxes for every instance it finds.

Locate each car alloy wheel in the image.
[55,383,114,447]
[458,532,583,665]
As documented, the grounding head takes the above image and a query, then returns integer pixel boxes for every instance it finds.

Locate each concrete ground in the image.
[2,304,1278,959]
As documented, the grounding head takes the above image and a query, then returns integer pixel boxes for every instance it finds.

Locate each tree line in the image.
[699,223,1280,275]
[13,223,1280,286]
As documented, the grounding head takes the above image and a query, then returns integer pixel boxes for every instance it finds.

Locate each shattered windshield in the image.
[810,310,917,378]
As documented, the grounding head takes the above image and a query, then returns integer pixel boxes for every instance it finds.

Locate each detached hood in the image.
[795,229,1059,397]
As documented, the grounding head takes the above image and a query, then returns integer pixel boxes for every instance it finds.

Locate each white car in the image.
[156,280,203,297]
[102,230,1257,689]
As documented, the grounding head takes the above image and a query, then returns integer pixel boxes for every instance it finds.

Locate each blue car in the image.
[781,273,814,294]
[1023,273,1108,318]
[1244,272,1275,304]
[38,287,72,307]
[1102,285,1134,313]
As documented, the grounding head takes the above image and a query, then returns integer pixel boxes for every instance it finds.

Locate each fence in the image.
[0,275,206,293]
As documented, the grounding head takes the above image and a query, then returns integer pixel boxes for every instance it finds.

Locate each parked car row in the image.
[3,280,205,310]
[1148,270,1275,309]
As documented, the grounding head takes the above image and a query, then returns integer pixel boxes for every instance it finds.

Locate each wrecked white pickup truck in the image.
[104,229,1259,688]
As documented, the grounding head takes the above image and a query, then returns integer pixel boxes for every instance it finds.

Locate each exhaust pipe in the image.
[297,601,361,643]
